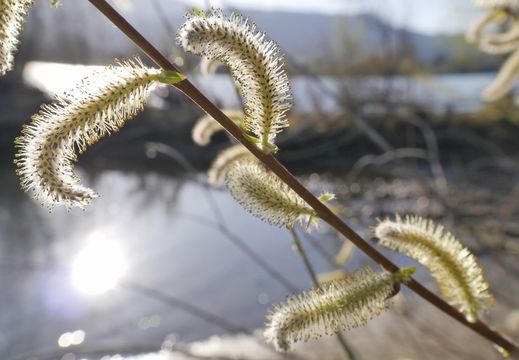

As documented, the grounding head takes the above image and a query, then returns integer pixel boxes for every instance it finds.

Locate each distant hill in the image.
[17,1,501,74]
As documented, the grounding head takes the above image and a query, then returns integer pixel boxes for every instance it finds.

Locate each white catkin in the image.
[264,266,415,351]
[466,10,501,44]
[0,0,35,75]
[200,56,223,75]
[477,17,519,54]
[207,144,255,186]
[483,46,519,101]
[374,215,493,322]
[472,0,519,8]
[484,21,519,44]
[225,162,315,228]
[480,36,519,54]
[15,57,161,208]
[177,9,292,152]
[192,109,244,146]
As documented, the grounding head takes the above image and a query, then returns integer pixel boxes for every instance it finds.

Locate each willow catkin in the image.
[192,109,244,146]
[199,56,223,75]
[264,266,415,351]
[208,144,255,186]
[0,0,35,75]
[466,10,502,44]
[484,21,519,44]
[374,216,493,322]
[466,2,519,100]
[177,9,292,153]
[14,57,164,208]
[478,18,519,54]
[472,0,519,7]
[225,162,331,229]
[483,46,519,101]
[480,36,519,54]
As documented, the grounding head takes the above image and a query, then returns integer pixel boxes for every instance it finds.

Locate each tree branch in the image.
[86,0,518,355]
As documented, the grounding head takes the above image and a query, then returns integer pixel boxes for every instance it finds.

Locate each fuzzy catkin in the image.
[483,46,519,101]
[480,37,519,54]
[0,0,35,75]
[485,21,519,45]
[177,10,292,152]
[472,0,519,7]
[466,11,501,44]
[15,57,161,208]
[466,4,519,100]
[477,17,519,54]
[225,162,316,228]
[208,144,255,186]
[264,266,415,351]
[374,216,493,322]
[192,109,244,146]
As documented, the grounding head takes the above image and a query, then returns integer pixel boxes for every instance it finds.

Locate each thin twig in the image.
[403,115,449,198]
[146,142,299,293]
[301,231,338,269]
[86,0,519,354]
[290,229,319,285]
[121,279,250,333]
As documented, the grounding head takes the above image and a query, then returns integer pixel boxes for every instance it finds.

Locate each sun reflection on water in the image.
[71,233,127,296]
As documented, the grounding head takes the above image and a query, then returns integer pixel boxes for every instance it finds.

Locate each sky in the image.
[182,0,482,35]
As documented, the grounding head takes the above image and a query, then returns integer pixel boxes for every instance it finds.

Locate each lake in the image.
[1,163,517,360]
[22,62,503,117]
[0,169,361,359]
[1,65,518,359]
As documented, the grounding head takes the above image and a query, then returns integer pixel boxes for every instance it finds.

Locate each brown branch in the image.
[86,0,518,355]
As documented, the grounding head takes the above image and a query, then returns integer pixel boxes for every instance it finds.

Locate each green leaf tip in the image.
[318,193,336,203]
[393,267,416,283]
[261,140,279,154]
[158,70,186,85]
[493,344,511,358]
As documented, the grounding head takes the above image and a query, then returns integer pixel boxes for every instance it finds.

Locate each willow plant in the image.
[8,0,519,357]
[15,57,184,207]
[264,266,416,351]
[374,216,493,322]
[192,109,244,146]
[177,9,293,153]
[467,0,519,101]
[0,0,35,75]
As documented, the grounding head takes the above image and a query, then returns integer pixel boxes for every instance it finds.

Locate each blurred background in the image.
[1,0,519,359]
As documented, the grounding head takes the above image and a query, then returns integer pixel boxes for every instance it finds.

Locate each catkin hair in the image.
[483,46,519,101]
[374,215,493,322]
[472,0,519,7]
[264,266,415,351]
[225,162,316,228]
[15,57,161,208]
[466,10,501,44]
[192,109,244,146]
[208,144,255,186]
[177,10,292,152]
[0,0,35,75]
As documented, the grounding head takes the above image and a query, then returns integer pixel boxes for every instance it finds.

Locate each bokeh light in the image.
[71,239,127,296]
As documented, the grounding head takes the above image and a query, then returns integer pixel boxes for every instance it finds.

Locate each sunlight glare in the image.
[71,240,127,296]
[23,61,103,98]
